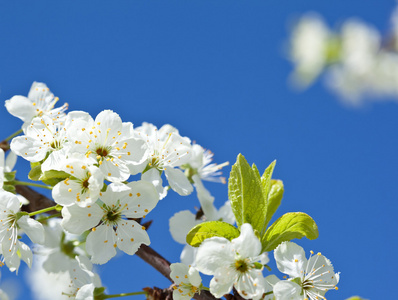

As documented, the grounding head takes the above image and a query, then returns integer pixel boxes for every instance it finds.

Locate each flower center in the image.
[50,139,62,150]
[234,259,250,273]
[96,146,109,157]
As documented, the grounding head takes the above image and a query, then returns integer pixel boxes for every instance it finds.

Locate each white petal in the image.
[123,180,159,218]
[5,95,35,122]
[76,284,95,300]
[273,280,302,300]
[188,266,202,287]
[86,225,117,264]
[181,245,198,266]
[18,241,33,269]
[61,205,103,235]
[195,237,233,275]
[10,136,48,162]
[141,168,168,200]
[236,270,265,300]
[209,269,234,298]
[17,215,45,244]
[230,223,261,258]
[274,241,307,278]
[165,168,193,196]
[116,220,150,255]
[4,150,17,172]
[169,210,201,244]
[170,263,189,285]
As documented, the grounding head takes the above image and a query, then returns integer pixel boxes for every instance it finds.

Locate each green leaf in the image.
[228,154,267,233]
[186,221,240,247]
[261,212,318,252]
[28,165,42,181]
[263,179,284,229]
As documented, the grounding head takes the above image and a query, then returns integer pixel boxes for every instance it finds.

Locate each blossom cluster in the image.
[0,82,230,299]
[0,82,343,300]
[289,6,398,105]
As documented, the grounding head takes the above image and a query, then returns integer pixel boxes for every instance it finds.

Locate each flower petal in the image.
[165,168,193,196]
[86,225,117,264]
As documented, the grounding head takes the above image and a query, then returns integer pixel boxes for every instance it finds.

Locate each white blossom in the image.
[67,110,147,182]
[61,181,159,264]
[170,263,202,300]
[5,82,68,130]
[135,122,193,198]
[273,241,339,300]
[0,190,44,272]
[195,223,269,299]
[52,154,104,207]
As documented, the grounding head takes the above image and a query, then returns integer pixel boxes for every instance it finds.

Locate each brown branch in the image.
[16,184,58,214]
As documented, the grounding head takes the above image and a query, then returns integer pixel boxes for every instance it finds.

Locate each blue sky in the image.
[0,1,397,299]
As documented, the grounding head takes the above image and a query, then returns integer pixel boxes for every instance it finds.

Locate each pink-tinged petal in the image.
[170,263,189,285]
[5,95,35,122]
[274,242,307,278]
[230,223,261,258]
[116,220,150,255]
[273,280,302,300]
[61,205,102,235]
[86,224,117,264]
[169,210,201,244]
[195,237,234,275]
[165,168,193,196]
[17,216,44,244]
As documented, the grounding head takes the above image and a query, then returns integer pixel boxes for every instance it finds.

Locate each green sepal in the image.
[3,184,16,194]
[39,170,69,181]
[100,183,108,192]
[28,164,42,181]
[4,170,16,182]
[261,212,319,252]
[253,262,263,269]
[263,179,284,230]
[228,154,267,233]
[94,287,106,296]
[186,221,240,247]
[16,211,29,221]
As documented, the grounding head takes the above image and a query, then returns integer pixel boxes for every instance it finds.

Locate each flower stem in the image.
[37,212,61,222]
[13,180,52,190]
[5,129,23,142]
[29,205,61,217]
[103,291,147,299]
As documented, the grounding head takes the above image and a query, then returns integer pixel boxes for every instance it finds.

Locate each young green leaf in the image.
[228,154,267,232]
[28,164,42,181]
[261,212,318,252]
[263,179,284,229]
[186,221,240,247]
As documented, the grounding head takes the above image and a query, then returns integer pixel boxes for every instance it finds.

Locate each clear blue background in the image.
[0,1,396,299]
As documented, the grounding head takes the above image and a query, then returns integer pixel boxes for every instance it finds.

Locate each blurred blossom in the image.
[289,5,398,106]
